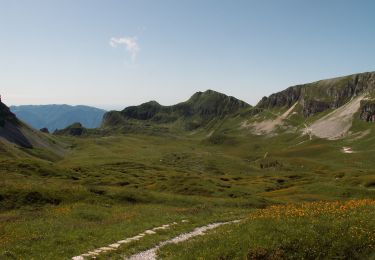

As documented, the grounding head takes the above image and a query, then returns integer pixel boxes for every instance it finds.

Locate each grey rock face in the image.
[258,86,301,109]
[257,72,375,117]
[301,100,331,117]
[360,101,375,122]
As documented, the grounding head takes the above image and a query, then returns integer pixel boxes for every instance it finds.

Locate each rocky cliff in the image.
[360,100,375,122]
[257,72,375,118]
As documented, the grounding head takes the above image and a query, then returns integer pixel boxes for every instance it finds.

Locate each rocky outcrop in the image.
[257,72,375,117]
[40,128,50,134]
[360,100,375,122]
[0,101,18,127]
[54,122,87,136]
[258,86,301,108]
[301,100,331,117]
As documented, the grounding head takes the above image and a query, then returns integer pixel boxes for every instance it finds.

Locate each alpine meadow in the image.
[1,1,375,260]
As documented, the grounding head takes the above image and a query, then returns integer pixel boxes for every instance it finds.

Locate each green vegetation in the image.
[1,75,375,259]
[1,128,374,259]
[160,200,375,259]
[102,89,250,133]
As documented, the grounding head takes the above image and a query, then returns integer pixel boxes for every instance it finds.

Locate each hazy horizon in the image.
[1,0,375,109]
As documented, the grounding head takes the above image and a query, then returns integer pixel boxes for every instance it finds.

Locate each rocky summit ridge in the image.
[257,71,375,120]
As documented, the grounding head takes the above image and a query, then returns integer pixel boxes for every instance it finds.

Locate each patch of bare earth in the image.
[243,102,298,135]
[306,95,365,140]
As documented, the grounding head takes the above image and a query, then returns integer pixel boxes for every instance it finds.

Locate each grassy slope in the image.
[1,114,375,259]
[159,199,375,259]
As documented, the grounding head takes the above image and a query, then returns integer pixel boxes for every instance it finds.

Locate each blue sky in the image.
[1,0,375,110]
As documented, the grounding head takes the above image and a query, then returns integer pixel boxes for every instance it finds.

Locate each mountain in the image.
[102,90,250,132]
[257,72,375,116]
[243,71,375,139]
[0,101,64,156]
[10,105,106,132]
[101,75,375,140]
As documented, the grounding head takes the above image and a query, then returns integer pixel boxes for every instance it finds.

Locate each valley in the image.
[1,72,375,259]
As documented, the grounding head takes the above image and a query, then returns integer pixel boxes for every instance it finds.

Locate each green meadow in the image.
[1,125,375,259]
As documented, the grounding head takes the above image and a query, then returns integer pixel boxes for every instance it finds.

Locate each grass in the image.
[0,201,247,259]
[159,199,375,259]
[1,118,375,259]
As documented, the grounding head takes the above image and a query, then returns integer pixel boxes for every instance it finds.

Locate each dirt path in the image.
[72,221,185,260]
[126,220,240,260]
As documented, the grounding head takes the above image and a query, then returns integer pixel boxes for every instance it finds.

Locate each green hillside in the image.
[102,90,250,133]
[1,72,375,259]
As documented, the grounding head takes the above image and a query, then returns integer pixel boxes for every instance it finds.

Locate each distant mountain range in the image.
[10,105,106,132]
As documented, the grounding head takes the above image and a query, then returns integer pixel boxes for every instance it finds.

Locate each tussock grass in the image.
[1,128,375,259]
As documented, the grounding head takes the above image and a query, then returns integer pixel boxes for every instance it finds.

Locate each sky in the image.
[1,0,375,110]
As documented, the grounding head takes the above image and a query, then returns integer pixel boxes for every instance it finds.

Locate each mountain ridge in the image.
[5,71,375,140]
[257,71,375,118]
[102,89,251,132]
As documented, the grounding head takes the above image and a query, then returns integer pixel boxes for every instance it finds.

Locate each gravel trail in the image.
[72,221,182,260]
[126,220,240,260]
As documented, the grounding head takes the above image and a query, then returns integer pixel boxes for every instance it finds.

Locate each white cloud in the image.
[109,36,140,61]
